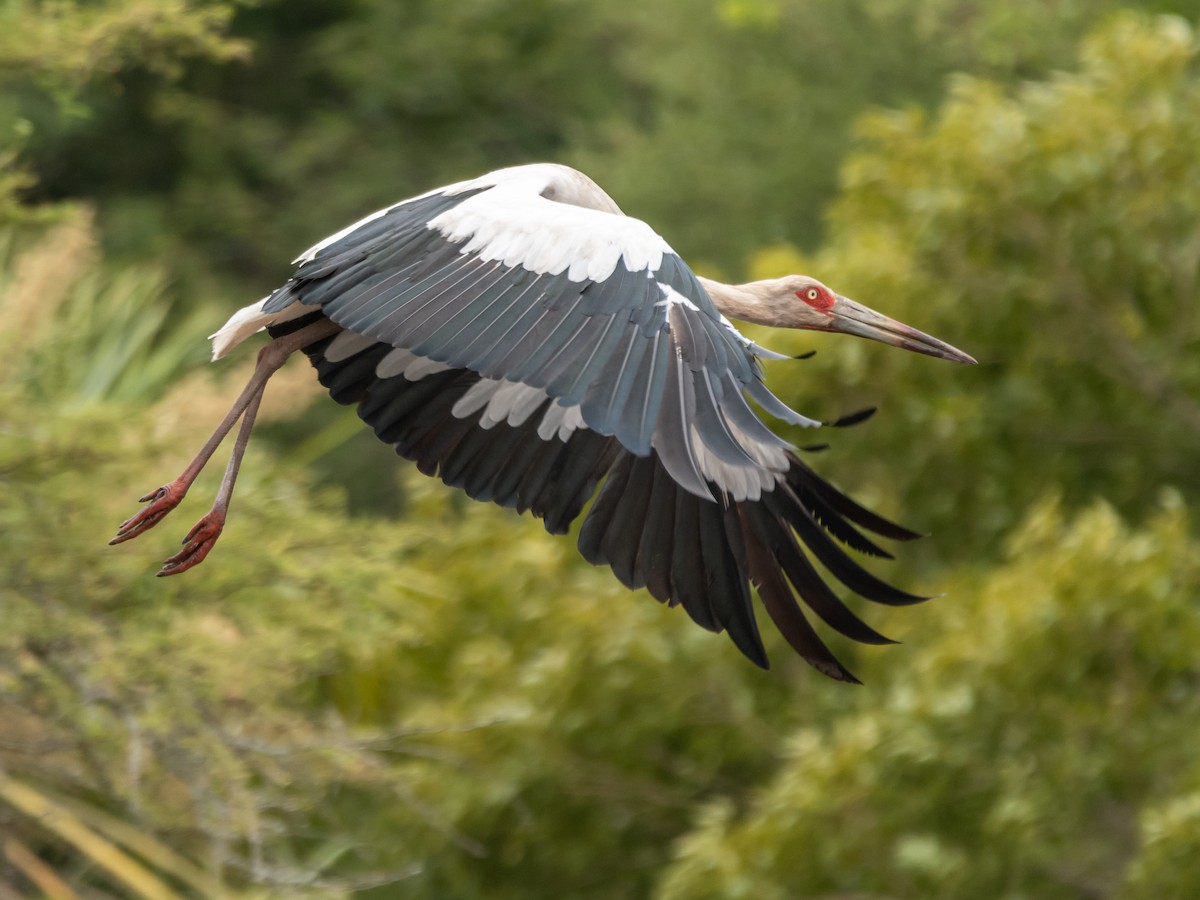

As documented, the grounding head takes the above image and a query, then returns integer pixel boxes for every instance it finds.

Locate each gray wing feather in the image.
[654,344,710,498]
[267,182,806,497]
[692,369,762,467]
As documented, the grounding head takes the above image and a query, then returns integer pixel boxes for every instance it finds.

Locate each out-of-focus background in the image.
[2,1,1199,896]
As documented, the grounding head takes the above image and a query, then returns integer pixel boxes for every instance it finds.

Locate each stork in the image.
[110,164,974,681]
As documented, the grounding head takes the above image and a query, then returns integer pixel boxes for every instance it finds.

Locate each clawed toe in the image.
[110,481,226,576]
[108,323,303,573]
[110,482,188,545]
[156,511,225,577]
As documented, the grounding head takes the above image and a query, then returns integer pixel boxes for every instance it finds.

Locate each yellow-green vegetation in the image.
[749,11,1200,561]
[2,3,1200,897]
[658,496,1200,899]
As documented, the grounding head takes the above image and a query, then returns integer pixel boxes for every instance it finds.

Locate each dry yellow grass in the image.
[0,211,96,374]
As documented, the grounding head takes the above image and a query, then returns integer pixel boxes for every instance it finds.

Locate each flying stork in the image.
[110,164,975,681]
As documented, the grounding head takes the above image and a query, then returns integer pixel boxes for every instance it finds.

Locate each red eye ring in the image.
[796,285,835,310]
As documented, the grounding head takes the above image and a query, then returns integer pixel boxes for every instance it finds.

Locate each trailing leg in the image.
[156,384,265,576]
[109,317,339,549]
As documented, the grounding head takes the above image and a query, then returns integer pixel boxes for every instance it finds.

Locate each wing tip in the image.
[814,660,862,684]
[825,407,877,428]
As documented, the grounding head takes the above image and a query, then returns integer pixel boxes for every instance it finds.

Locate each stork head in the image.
[776,275,977,365]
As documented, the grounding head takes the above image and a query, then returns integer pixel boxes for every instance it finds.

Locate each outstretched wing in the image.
[260,166,816,501]
[251,165,925,678]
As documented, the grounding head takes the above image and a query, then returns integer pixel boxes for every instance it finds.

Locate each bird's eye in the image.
[796,285,835,310]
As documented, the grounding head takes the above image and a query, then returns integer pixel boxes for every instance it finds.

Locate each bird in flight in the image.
[111,164,974,681]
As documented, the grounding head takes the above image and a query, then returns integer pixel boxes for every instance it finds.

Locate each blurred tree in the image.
[19,0,648,288]
[655,494,1200,899]
[10,0,1200,284]
[0,221,857,896]
[574,0,1200,268]
[0,0,248,223]
[742,13,1200,566]
[3,7,1199,900]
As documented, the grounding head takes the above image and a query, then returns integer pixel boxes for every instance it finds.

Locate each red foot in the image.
[156,510,226,577]
[109,481,189,545]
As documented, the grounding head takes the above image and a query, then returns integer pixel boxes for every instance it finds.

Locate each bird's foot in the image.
[109,481,189,545]
[156,509,225,577]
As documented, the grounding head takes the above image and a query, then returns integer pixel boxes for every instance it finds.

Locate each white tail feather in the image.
[209,299,311,360]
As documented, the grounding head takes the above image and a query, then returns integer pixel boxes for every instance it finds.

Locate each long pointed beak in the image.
[828,296,977,364]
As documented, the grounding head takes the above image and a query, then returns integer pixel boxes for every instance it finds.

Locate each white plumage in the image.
[429,181,670,282]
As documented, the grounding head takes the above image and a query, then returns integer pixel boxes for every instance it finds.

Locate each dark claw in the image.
[109,481,188,545]
[156,511,225,577]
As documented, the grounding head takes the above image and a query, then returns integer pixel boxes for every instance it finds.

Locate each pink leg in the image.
[109,367,268,546]
[109,317,340,552]
[156,383,264,576]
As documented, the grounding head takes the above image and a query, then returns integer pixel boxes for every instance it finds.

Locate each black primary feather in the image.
[266,314,932,678]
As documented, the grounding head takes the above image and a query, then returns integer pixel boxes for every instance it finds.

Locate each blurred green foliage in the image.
[576,0,1200,265]
[0,227,852,895]
[0,0,249,224]
[658,494,1200,898]
[2,1,1199,897]
[745,11,1200,564]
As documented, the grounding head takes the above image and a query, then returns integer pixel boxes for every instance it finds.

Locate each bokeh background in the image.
[2,1,1200,897]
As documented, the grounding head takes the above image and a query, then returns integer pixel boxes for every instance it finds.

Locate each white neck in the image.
[697,277,790,327]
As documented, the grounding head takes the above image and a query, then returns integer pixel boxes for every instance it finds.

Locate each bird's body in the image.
[113,164,974,681]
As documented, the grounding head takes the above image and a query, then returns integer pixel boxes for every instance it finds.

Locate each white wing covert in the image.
[262,168,814,502]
